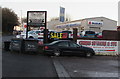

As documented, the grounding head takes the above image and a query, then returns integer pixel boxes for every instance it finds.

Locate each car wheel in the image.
[29,36,34,39]
[86,52,92,57]
[54,49,60,56]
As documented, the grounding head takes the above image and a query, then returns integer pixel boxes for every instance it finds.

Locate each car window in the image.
[69,42,80,47]
[41,31,44,33]
[35,31,41,34]
[28,31,34,34]
[57,42,69,47]
[99,33,102,35]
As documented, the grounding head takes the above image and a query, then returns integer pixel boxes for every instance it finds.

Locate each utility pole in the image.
[20,10,23,30]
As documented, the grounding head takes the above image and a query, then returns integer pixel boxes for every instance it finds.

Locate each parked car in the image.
[16,30,44,39]
[81,31,96,38]
[43,40,95,57]
[96,32,102,38]
[13,30,23,35]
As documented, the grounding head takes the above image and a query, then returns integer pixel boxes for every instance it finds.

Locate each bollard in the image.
[24,39,39,54]
[10,38,24,53]
[4,41,11,51]
[73,28,78,43]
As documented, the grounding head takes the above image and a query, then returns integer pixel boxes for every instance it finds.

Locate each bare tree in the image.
[22,17,27,23]
[2,7,19,35]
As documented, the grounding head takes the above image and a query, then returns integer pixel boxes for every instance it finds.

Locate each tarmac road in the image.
[2,51,58,78]
[2,35,120,79]
[2,35,58,78]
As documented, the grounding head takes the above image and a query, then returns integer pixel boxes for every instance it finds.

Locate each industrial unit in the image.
[49,17,117,32]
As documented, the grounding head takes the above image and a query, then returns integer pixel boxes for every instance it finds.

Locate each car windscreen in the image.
[36,31,42,34]
[41,31,44,33]
[98,33,102,35]
[28,31,34,34]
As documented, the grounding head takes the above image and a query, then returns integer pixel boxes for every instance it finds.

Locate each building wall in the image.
[83,17,117,32]
[100,18,117,31]
[84,18,103,32]
[81,20,88,31]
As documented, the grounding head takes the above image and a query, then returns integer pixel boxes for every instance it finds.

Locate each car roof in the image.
[47,40,71,45]
[52,40,72,43]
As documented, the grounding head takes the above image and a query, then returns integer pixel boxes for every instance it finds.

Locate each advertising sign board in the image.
[77,40,118,55]
[27,11,46,27]
[88,21,103,26]
[50,32,68,39]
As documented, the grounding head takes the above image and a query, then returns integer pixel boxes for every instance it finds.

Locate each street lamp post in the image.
[20,10,23,30]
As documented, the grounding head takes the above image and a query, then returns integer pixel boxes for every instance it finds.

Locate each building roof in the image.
[82,16,117,22]
[56,16,117,26]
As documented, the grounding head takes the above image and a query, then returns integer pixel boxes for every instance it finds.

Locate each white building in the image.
[53,17,117,32]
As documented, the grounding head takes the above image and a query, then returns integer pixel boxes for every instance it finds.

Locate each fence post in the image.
[44,29,49,44]
[73,28,77,42]
[118,31,120,41]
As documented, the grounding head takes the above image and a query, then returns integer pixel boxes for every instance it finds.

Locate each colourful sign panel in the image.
[77,40,118,55]
[50,33,68,39]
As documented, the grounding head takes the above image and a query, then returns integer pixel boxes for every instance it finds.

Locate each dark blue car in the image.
[43,40,95,57]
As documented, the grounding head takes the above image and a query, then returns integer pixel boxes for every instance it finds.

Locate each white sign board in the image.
[77,40,118,55]
[27,11,46,27]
